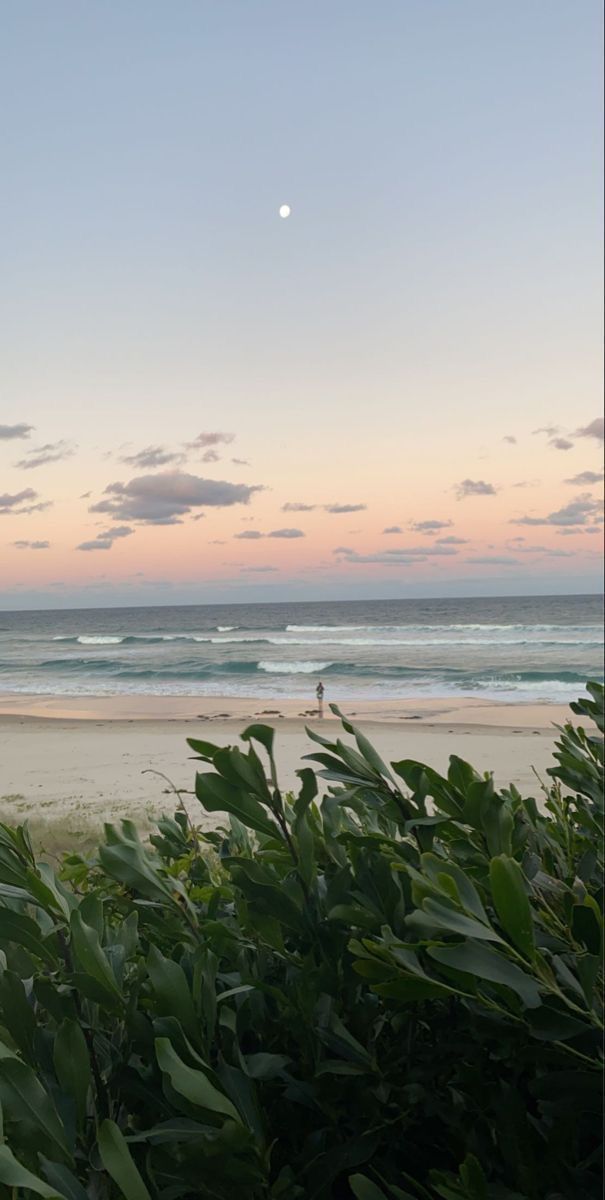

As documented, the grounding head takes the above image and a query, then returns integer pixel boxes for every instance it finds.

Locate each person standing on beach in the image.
[316,680,325,718]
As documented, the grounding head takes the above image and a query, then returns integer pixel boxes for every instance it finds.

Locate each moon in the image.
[279,204,291,219]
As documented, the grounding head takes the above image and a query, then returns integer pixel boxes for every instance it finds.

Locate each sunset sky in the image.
[1,1,603,608]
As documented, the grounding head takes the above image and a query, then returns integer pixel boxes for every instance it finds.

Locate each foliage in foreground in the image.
[0,683,602,1200]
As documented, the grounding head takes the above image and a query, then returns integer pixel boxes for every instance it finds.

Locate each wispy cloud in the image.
[465,556,520,565]
[13,539,50,550]
[455,479,497,499]
[409,519,453,533]
[334,550,424,565]
[0,488,52,515]
[511,493,603,527]
[575,417,604,442]
[90,471,261,525]
[268,528,305,538]
[324,503,367,514]
[565,470,604,486]
[436,535,469,545]
[232,458,250,466]
[549,437,573,451]
[334,544,459,565]
[185,431,235,450]
[0,423,34,440]
[15,440,76,469]
[383,525,403,534]
[76,525,134,552]
[121,445,186,469]
[282,502,316,512]
[234,530,264,539]
[503,435,517,444]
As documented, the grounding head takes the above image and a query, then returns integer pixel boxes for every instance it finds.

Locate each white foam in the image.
[258,660,332,674]
[77,636,124,645]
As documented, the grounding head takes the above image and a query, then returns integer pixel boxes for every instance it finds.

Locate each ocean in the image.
[0,595,602,704]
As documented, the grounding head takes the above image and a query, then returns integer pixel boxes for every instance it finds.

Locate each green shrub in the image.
[0,684,602,1199]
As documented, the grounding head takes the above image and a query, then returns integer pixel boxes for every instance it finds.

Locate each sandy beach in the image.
[0,692,578,852]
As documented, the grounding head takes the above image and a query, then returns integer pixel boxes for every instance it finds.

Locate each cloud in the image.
[185,432,235,449]
[240,565,278,573]
[324,503,367,514]
[503,435,517,444]
[201,449,220,463]
[121,446,186,469]
[465,556,520,566]
[90,471,261,525]
[455,479,497,499]
[565,470,604,486]
[0,423,34,440]
[383,525,403,534]
[533,425,560,437]
[334,544,459,565]
[575,418,604,442]
[15,440,76,469]
[76,525,134,551]
[335,551,424,565]
[0,488,51,515]
[232,458,250,466]
[234,530,264,539]
[549,437,573,451]
[13,539,50,550]
[409,519,453,533]
[268,528,305,539]
[436,535,469,545]
[511,493,603,527]
[282,502,317,512]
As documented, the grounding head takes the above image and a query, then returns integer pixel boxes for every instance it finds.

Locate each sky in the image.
[1,0,603,609]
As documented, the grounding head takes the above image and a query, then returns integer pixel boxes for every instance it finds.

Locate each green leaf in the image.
[240,723,275,755]
[428,941,542,1009]
[53,1020,91,1126]
[147,945,199,1043]
[0,1057,71,1160]
[187,736,220,761]
[572,902,602,955]
[69,909,122,1002]
[155,1037,242,1123]
[0,908,58,965]
[195,772,279,838]
[413,898,502,942]
[39,1159,89,1200]
[373,976,457,1002]
[98,1120,152,1200]
[420,853,490,923]
[349,1175,389,1200]
[0,970,36,1060]
[489,855,535,957]
[0,1144,67,1197]
[99,839,180,906]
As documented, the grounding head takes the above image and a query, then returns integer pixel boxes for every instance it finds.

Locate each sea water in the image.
[0,594,602,703]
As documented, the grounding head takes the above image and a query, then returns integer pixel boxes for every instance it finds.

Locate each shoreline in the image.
[0,691,580,732]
